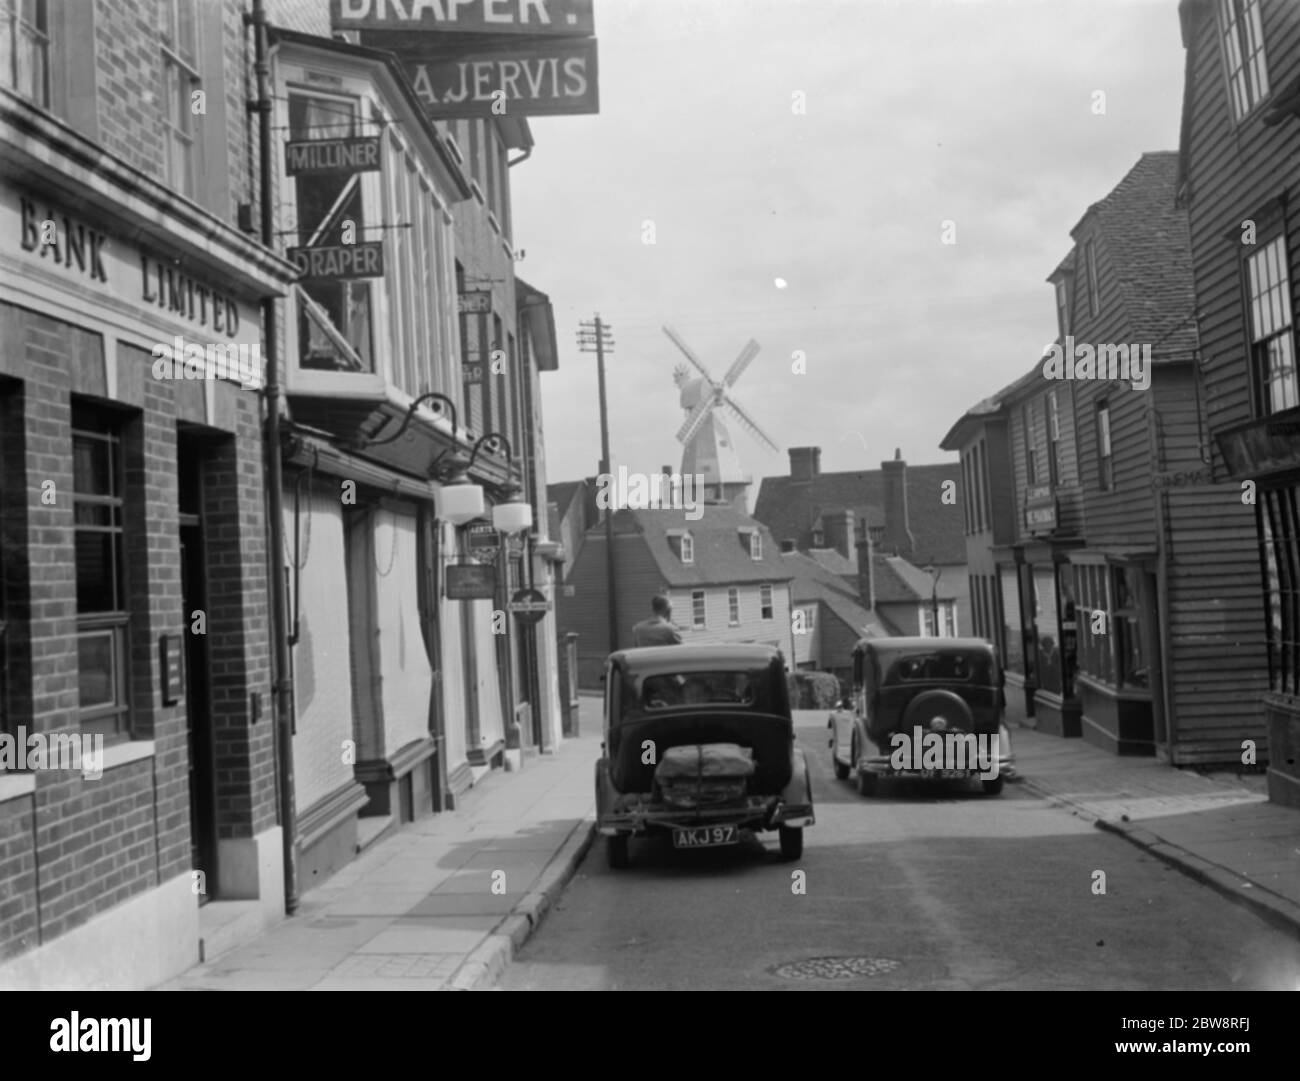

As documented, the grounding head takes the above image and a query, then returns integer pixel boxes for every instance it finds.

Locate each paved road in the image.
[500,712,1300,990]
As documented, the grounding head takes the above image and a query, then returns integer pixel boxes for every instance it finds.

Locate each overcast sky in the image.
[512,0,1187,501]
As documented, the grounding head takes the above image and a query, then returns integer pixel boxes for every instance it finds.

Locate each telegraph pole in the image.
[577,315,618,652]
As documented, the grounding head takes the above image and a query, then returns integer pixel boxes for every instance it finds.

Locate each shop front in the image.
[1068,551,1159,756]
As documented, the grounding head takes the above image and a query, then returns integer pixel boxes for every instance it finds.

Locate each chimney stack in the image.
[881,448,914,557]
[855,536,876,610]
[789,446,821,482]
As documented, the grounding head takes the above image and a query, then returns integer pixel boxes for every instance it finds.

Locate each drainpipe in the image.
[1148,376,1175,761]
[251,0,298,915]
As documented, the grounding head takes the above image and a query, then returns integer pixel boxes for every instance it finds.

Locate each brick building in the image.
[0,0,296,989]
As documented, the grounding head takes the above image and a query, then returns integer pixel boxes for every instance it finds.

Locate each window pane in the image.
[76,531,119,611]
[78,630,118,709]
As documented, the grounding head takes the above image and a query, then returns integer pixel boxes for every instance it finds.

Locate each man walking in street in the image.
[632,594,683,646]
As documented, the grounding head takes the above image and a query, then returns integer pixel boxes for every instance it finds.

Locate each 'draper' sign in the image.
[399,37,597,118]
[330,0,594,36]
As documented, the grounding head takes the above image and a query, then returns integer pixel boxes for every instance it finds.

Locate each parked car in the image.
[596,643,815,869]
[828,636,1015,796]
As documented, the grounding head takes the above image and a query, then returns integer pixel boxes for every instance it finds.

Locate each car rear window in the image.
[641,670,763,709]
[890,652,987,683]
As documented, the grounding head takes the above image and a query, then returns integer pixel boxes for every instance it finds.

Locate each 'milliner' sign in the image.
[285,136,382,177]
[331,0,595,36]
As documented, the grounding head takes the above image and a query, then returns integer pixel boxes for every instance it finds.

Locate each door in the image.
[179,513,217,903]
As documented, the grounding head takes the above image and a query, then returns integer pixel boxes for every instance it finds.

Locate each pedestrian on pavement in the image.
[632,594,683,646]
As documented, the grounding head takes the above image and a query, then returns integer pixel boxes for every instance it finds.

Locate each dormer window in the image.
[812,527,824,547]
[681,533,694,564]
[750,532,762,560]
[1055,277,1071,338]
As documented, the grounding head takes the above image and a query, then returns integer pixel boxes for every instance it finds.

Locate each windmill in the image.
[663,325,781,510]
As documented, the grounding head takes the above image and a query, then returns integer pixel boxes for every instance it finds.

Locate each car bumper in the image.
[598,796,814,835]
[857,753,1017,780]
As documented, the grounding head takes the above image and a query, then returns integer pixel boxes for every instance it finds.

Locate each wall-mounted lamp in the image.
[432,454,485,526]
[493,481,533,535]
[352,392,458,451]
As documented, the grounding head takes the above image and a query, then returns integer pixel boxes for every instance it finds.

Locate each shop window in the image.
[0,0,50,107]
[1075,563,1146,690]
[160,0,200,198]
[1000,568,1024,673]
[1260,488,1300,695]
[1218,0,1269,123]
[1076,564,1114,686]
[1246,234,1296,415]
[291,93,374,373]
[73,406,131,740]
[760,584,773,620]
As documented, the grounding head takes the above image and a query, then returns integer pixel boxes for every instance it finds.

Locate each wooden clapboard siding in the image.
[671,583,790,650]
[1185,0,1300,454]
[1163,479,1269,760]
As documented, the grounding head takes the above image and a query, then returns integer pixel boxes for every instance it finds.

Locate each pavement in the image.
[156,696,1300,991]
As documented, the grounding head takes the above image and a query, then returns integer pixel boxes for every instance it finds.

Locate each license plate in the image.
[918,769,969,779]
[673,825,738,848]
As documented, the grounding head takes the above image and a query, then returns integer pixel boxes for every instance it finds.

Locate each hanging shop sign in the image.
[331,0,595,37]
[458,290,492,314]
[467,522,500,561]
[398,37,599,118]
[284,136,383,177]
[287,241,385,281]
[445,562,497,600]
[1023,484,1057,536]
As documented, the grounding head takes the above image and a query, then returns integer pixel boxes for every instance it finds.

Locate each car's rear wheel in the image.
[856,766,876,796]
[778,826,803,860]
[981,775,1004,796]
[606,834,630,869]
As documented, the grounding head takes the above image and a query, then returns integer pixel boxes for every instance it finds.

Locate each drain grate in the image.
[769,956,902,980]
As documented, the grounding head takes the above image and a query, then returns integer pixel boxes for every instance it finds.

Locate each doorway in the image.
[178,436,217,902]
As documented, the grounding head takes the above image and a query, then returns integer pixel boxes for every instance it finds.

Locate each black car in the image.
[595,643,815,868]
[828,636,1016,796]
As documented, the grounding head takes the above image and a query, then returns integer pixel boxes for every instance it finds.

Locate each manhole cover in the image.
[769,956,902,980]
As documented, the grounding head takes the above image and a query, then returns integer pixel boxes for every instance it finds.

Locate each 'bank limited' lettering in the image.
[19,198,108,282]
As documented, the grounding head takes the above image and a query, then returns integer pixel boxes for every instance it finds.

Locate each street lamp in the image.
[925,564,942,637]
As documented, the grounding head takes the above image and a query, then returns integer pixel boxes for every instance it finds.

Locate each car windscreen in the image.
[888,651,992,684]
[639,670,768,710]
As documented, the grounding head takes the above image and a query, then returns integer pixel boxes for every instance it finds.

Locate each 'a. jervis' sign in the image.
[332,0,594,37]
[285,136,382,177]
[458,290,492,313]
[398,37,598,118]
[288,242,385,280]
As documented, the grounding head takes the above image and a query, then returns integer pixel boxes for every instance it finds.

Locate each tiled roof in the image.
[876,556,956,604]
[1078,151,1199,359]
[753,461,965,565]
[805,548,856,576]
[785,552,891,639]
[603,504,795,587]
